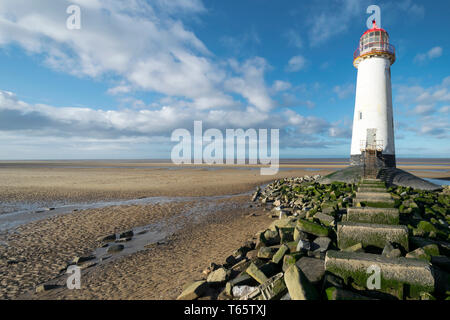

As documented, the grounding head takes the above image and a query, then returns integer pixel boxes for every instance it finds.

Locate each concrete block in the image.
[345,207,399,225]
[325,250,435,298]
[337,222,409,251]
[355,192,392,199]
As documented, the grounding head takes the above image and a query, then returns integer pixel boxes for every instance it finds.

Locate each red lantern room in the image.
[353,20,395,68]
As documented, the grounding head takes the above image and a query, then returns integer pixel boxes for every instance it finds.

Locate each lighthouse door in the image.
[364,129,378,178]
[366,129,377,149]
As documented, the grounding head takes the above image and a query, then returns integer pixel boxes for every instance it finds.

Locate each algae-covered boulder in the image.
[342,243,364,253]
[268,217,296,231]
[278,227,295,243]
[282,252,304,272]
[296,219,329,237]
[263,229,281,246]
[246,262,269,284]
[293,227,309,242]
[257,246,278,259]
[272,244,289,264]
[406,248,431,261]
[325,250,435,299]
[325,287,374,300]
[422,244,440,257]
[314,212,335,226]
[284,264,319,300]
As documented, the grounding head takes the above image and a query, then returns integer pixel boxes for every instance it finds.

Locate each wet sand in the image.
[0,160,448,300]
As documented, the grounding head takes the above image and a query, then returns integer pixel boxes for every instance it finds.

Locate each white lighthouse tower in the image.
[350,20,396,171]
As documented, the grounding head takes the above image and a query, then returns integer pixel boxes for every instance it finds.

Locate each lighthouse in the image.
[350,20,396,173]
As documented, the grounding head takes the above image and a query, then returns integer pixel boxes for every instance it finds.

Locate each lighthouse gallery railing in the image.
[354,42,395,60]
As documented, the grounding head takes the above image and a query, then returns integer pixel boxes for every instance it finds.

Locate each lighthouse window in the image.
[359,112,363,120]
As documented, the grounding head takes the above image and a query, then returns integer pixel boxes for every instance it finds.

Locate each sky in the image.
[0,0,449,160]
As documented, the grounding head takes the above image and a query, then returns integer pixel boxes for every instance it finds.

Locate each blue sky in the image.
[0,0,448,160]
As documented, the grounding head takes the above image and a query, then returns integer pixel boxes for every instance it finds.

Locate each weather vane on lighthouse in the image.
[350,18,396,177]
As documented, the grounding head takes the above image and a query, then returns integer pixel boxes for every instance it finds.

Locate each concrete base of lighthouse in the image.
[350,153,396,168]
[318,165,442,191]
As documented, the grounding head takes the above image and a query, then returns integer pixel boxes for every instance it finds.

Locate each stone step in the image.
[344,207,399,225]
[337,222,409,251]
[355,192,392,199]
[361,180,385,185]
[361,179,383,183]
[324,250,435,299]
[358,187,388,193]
[354,196,395,208]
[360,180,385,184]
[359,186,386,190]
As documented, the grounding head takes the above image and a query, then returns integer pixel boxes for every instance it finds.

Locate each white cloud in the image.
[412,104,434,115]
[307,0,426,48]
[283,109,329,135]
[271,80,292,94]
[333,84,355,100]
[286,55,307,72]
[413,115,448,138]
[395,76,450,139]
[394,0,425,19]
[396,77,450,107]
[328,127,351,139]
[0,0,356,158]
[0,0,236,110]
[414,46,443,63]
[107,85,132,96]
[0,88,352,158]
[0,88,335,139]
[439,106,450,113]
[225,57,274,112]
[307,0,365,47]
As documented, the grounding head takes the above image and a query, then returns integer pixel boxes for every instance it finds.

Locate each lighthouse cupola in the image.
[354,20,396,68]
[350,19,397,172]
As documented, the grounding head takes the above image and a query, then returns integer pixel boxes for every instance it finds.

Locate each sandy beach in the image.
[0,160,448,300]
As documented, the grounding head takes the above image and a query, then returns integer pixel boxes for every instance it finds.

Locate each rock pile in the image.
[177,176,450,300]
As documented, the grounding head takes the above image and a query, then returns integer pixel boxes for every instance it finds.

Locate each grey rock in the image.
[322,273,344,289]
[296,257,325,285]
[296,240,311,251]
[107,244,124,254]
[97,234,116,242]
[177,281,208,300]
[382,242,402,258]
[207,267,230,284]
[36,284,59,293]
[312,237,331,253]
[73,255,95,265]
[284,265,319,300]
[294,227,309,241]
[280,292,291,300]
[119,230,134,239]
